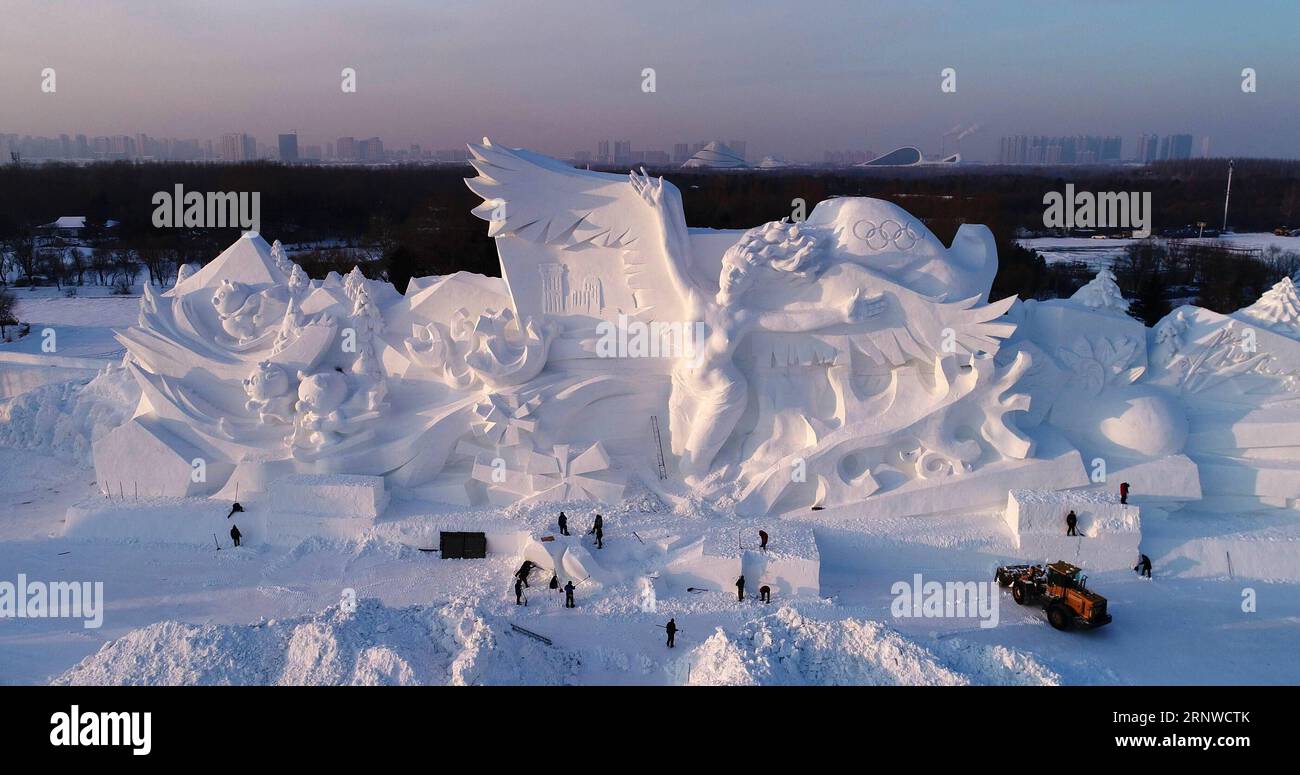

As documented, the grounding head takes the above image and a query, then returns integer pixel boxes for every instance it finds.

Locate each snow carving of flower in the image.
[472,392,541,447]
[1056,336,1143,397]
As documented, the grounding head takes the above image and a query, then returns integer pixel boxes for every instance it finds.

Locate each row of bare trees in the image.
[1,235,184,291]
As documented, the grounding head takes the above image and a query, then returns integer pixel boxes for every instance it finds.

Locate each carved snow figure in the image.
[271,295,304,355]
[287,263,311,300]
[211,278,288,342]
[343,266,368,302]
[628,169,1015,480]
[243,361,295,425]
[93,140,1300,520]
[174,262,201,286]
[348,286,389,411]
[292,370,351,451]
[270,239,294,276]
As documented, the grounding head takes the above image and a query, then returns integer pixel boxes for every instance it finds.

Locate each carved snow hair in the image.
[721,218,826,280]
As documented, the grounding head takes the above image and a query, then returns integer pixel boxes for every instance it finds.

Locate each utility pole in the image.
[1222,159,1234,233]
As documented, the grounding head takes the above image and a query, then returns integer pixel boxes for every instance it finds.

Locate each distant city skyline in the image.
[1,127,1220,166]
[2,1,1297,162]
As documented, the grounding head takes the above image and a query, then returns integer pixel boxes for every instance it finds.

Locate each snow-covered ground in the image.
[1,431,1298,685]
[2,292,1299,686]
[1019,232,1300,270]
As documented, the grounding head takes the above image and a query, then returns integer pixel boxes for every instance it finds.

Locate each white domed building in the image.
[681,141,747,169]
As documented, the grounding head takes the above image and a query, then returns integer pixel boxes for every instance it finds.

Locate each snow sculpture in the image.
[212,278,288,342]
[1237,276,1300,334]
[91,141,1300,528]
[243,361,295,426]
[291,370,352,451]
[1070,268,1131,316]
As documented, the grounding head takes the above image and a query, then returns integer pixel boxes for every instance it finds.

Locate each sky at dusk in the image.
[1,0,1297,161]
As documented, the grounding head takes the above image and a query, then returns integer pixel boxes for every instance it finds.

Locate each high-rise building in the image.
[336,136,356,161]
[1135,133,1160,163]
[1158,134,1194,161]
[672,143,690,164]
[278,132,299,162]
[220,133,256,162]
[596,140,610,164]
[613,140,632,166]
[358,137,384,162]
[998,134,1122,164]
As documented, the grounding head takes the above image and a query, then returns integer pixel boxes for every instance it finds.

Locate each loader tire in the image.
[1047,604,1072,631]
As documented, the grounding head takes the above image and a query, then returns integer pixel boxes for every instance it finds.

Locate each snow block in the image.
[1004,488,1141,571]
[93,417,233,498]
[662,526,820,598]
[267,474,390,519]
[62,496,369,547]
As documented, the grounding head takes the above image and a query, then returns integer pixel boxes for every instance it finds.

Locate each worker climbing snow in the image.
[760,584,771,604]
[564,580,576,608]
[515,577,525,605]
[226,502,244,519]
[1120,482,1131,505]
[1135,554,1152,579]
[229,523,242,547]
[516,560,536,587]
[665,618,677,648]
[759,529,769,551]
[589,513,603,535]
[594,523,604,549]
[558,511,569,536]
[736,575,745,602]
[549,572,559,590]
[1065,510,1078,536]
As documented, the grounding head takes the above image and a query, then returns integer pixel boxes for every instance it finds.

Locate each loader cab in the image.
[1046,561,1083,591]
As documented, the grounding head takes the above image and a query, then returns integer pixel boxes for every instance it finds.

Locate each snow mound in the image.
[0,364,138,464]
[54,598,578,686]
[685,606,1058,686]
[1238,276,1300,334]
[1069,268,1131,315]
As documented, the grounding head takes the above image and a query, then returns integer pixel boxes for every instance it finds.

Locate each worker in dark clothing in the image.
[515,560,536,587]
[1134,554,1152,578]
[558,511,569,536]
[549,573,559,590]
[589,513,603,535]
[736,575,745,602]
[564,581,576,608]
[594,524,604,549]
[230,524,242,547]
[1120,482,1130,505]
[514,577,524,605]
[226,502,244,519]
[665,618,677,648]
[759,530,769,551]
[760,585,771,604]
[1066,510,1078,536]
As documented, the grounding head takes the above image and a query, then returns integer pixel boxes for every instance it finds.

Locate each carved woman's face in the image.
[718,251,753,301]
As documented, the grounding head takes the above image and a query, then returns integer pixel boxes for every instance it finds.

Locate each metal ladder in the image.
[650,415,668,480]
